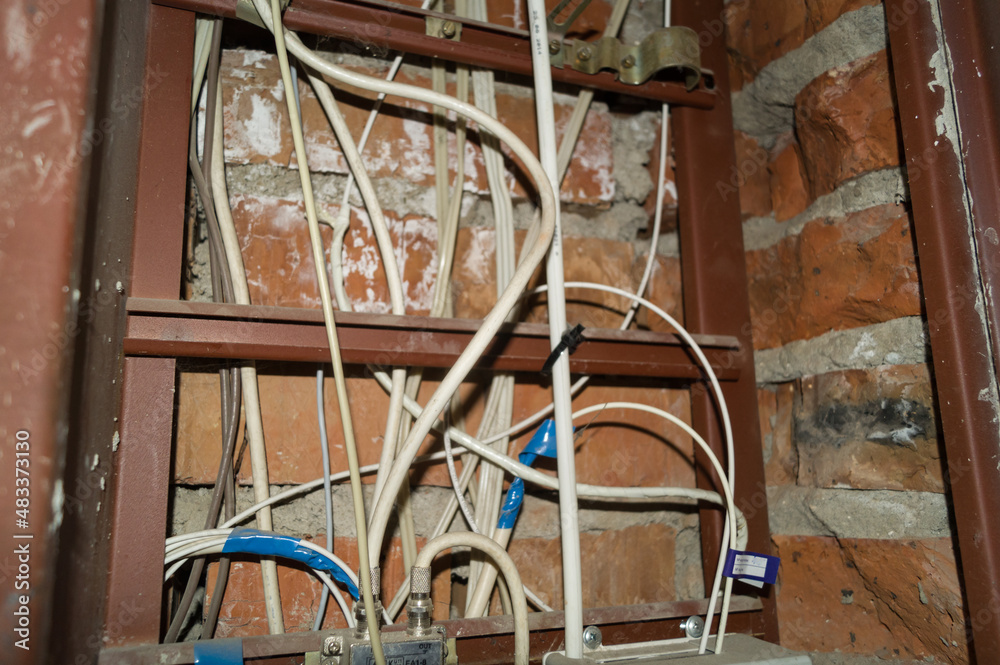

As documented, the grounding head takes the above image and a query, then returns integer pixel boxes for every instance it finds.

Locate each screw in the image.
[441,21,457,38]
[621,54,636,69]
[323,637,341,656]
[582,625,602,649]
[680,615,705,639]
[577,46,592,61]
[549,39,561,55]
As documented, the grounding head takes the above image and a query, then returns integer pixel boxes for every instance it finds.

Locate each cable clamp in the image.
[541,324,586,376]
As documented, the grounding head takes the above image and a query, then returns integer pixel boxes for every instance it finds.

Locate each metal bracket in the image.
[236,0,289,29]
[425,16,462,41]
[547,0,594,68]
[563,27,702,89]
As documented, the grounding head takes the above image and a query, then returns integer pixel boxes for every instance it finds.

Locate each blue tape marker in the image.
[194,637,243,665]
[497,478,525,529]
[497,420,565,529]
[722,549,779,588]
[222,529,359,599]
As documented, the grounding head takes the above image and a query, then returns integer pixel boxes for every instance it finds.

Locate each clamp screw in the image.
[323,637,341,656]
[582,625,602,649]
[549,39,562,55]
[621,54,636,69]
[441,21,457,38]
[680,615,705,639]
[577,46,592,61]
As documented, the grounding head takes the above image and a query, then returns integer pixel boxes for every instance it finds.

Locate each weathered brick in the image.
[768,136,810,222]
[175,370,468,487]
[759,382,797,485]
[723,0,808,83]
[506,525,679,610]
[732,131,772,218]
[204,536,450,636]
[219,51,615,206]
[723,0,879,90]
[228,194,438,314]
[794,364,944,492]
[508,383,695,490]
[630,254,684,332]
[746,203,919,349]
[773,535,967,662]
[795,51,901,198]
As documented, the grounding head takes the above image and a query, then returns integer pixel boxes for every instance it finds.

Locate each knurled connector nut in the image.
[411,566,432,595]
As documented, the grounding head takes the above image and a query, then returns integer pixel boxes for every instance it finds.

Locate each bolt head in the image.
[549,39,561,55]
[681,615,705,639]
[323,636,341,656]
[442,21,457,38]
[577,47,592,61]
[582,625,602,649]
[621,54,636,68]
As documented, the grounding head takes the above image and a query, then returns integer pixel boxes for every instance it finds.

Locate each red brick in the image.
[227,195,438,314]
[746,203,919,349]
[631,254,684,332]
[506,525,679,610]
[795,51,901,198]
[219,51,615,206]
[759,383,797,486]
[773,535,967,662]
[723,0,807,81]
[642,114,678,223]
[732,131,772,218]
[175,370,473,487]
[804,0,880,36]
[794,364,944,492]
[204,536,450,636]
[768,136,811,222]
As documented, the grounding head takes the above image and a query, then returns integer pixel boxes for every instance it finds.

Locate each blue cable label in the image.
[722,549,779,588]
[222,529,359,599]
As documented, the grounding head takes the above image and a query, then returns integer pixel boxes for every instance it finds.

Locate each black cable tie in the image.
[540,324,586,376]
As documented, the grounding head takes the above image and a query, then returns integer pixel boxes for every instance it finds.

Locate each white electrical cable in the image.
[256,1,385,659]
[209,78,285,636]
[413,532,530,665]
[163,534,356,627]
[443,407,480,534]
[524,0,583,654]
[314,367,335,630]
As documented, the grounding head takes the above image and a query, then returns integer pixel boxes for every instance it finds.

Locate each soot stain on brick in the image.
[796,397,932,448]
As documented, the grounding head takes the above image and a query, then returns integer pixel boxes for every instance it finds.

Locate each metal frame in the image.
[153,0,717,106]
[90,0,778,661]
[886,0,1000,660]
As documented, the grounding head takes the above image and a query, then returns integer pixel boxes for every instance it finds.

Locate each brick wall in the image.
[173,0,704,639]
[724,0,967,662]
[170,0,967,658]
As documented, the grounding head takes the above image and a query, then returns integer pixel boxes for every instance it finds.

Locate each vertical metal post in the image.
[672,0,779,642]
[886,0,1000,659]
[102,3,193,646]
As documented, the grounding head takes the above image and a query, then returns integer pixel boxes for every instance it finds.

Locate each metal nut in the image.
[323,636,341,656]
[582,625,602,649]
[680,615,705,639]
[441,21,457,38]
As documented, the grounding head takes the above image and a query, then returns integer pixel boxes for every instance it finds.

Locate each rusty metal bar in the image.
[152,0,717,107]
[886,0,1000,659]
[97,597,763,664]
[673,0,779,644]
[1,1,101,663]
[102,3,194,647]
[123,297,742,379]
